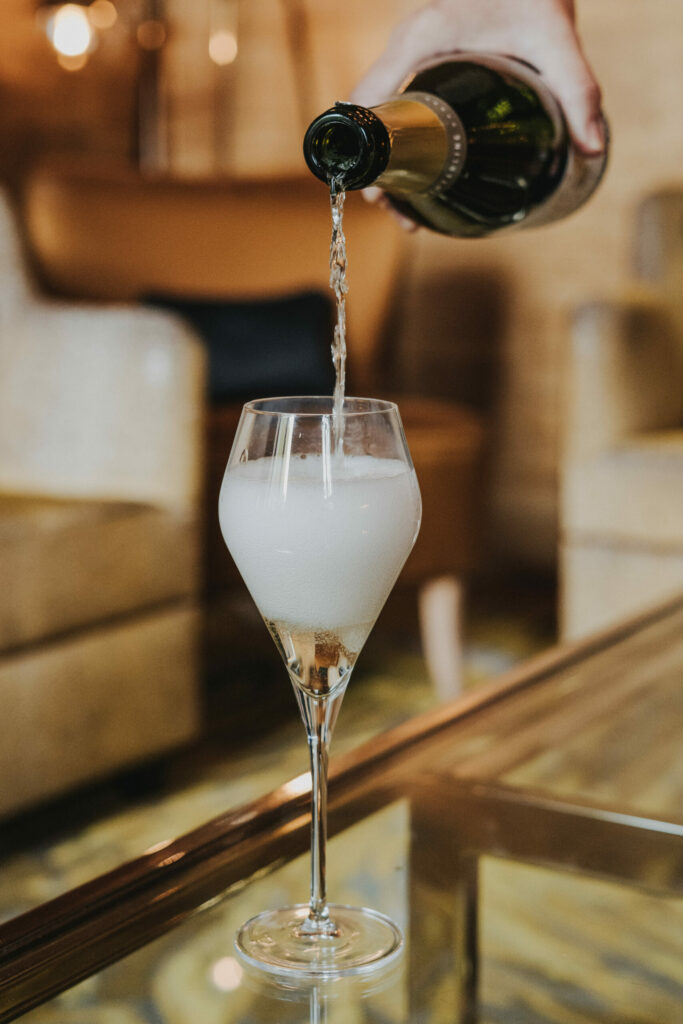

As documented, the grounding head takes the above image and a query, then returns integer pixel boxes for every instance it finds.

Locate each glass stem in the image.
[310,985,325,1024]
[309,704,330,922]
[294,688,345,935]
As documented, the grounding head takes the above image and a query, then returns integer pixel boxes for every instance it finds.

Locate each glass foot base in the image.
[235,903,403,978]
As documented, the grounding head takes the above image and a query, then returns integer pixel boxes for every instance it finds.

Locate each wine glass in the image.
[219,396,421,977]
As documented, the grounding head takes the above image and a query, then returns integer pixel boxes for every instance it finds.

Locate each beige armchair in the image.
[0,188,206,817]
[23,159,487,700]
[560,190,683,639]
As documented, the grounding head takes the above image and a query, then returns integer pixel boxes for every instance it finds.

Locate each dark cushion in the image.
[145,291,335,402]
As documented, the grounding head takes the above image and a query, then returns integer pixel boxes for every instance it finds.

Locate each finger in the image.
[349,51,416,108]
[373,193,419,232]
[535,30,605,153]
[349,8,448,106]
[349,51,406,107]
[360,186,384,204]
[360,188,418,231]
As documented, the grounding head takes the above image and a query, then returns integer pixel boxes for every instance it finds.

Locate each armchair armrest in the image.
[562,291,683,464]
[0,301,206,515]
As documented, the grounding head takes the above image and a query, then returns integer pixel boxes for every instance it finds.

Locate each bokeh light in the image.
[47,4,93,58]
[209,29,238,66]
[210,956,243,991]
[88,0,118,31]
[136,19,167,51]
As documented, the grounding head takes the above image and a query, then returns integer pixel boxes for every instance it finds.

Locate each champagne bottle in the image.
[303,53,608,237]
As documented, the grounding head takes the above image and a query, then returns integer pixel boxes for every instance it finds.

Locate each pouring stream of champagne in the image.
[329,178,348,452]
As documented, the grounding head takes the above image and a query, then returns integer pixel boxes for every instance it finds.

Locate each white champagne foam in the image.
[220,454,420,630]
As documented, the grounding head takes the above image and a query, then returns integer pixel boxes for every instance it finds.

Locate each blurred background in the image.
[1,0,682,821]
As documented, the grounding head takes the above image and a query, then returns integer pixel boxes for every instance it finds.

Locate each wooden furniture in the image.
[23,159,488,697]
[23,161,399,395]
[560,190,683,639]
[1,595,681,1021]
[0,187,206,817]
[393,395,486,698]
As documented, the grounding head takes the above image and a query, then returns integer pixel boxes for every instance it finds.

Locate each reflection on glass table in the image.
[0,595,681,1023]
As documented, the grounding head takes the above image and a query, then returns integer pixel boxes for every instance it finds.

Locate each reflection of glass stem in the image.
[294,688,345,935]
[309,983,326,1024]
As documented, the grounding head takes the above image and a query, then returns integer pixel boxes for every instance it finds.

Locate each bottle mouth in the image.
[303,103,390,190]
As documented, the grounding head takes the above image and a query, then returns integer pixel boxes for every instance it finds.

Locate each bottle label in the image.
[404,91,468,194]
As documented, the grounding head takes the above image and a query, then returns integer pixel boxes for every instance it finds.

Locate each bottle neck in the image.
[370,98,449,194]
[303,98,452,193]
[303,103,391,190]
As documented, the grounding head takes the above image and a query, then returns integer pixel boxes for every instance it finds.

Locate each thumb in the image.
[540,39,605,153]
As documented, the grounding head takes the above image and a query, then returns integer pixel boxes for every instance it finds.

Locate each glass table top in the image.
[1,596,681,1023]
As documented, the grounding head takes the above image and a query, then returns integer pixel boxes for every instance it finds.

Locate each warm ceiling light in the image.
[208,29,238,66]
[88,0,118,30]
[46,3,93,58]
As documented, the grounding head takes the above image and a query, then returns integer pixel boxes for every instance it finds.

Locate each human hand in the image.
[350,0,605,155]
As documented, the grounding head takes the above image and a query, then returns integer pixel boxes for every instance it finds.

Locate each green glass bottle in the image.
[303,54,608,237]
